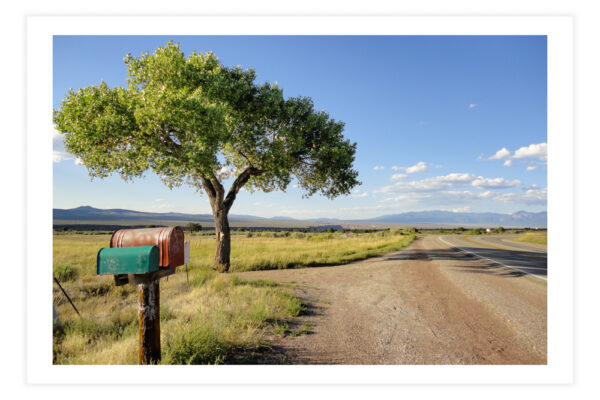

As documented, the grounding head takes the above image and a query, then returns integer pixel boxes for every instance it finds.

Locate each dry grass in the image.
[52,230,414,364]
[513,231,547,245]
[53,269,303,364]
[188,230,415,272]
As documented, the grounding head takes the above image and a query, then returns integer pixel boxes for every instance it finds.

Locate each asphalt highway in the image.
[438,234,547,280]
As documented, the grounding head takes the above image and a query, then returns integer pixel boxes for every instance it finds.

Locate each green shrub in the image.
[53,264,78,281]
[187,222,203,232]
[190,268,216,287]
[279,293,305,317]
[230,276,278,288]
[80,281,112,297]
[162,323,229,365]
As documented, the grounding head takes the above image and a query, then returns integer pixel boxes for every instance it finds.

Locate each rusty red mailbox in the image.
[110,226,185,268]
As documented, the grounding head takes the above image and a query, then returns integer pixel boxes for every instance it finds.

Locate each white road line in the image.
[438,236,547,282]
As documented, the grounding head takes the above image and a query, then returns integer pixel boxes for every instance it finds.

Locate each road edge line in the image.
[438,236,547,282]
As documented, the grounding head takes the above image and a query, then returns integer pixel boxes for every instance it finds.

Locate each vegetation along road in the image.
[238,234,547,364]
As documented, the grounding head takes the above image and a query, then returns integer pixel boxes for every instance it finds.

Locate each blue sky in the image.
[53,35,547,219]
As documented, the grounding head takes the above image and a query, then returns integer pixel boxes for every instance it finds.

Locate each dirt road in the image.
[237,235,547,364]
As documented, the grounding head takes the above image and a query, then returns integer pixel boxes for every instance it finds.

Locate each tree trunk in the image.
[200,167,262,273]
[213,207,231,272]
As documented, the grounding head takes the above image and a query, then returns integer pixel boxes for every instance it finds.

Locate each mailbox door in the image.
[97,246,160,275]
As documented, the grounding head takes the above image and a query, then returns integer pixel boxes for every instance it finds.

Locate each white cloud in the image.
[526,166,537,171]
[373,166,385,171]
[405,161,427,174]
[148,203,174,211]
[293,184,300,188]
[391,162,428,174]
[382,186,547,208]
[469,104,477,109]
[489,143,547,168]
[478,190,494,199]
[513,142,547,160]
[489,147,511,160]
[216,166,236,179]
[376,173,476,194]
[376,172,524,195]
[452,206,471,213]
[435,165,443,169]
[352,191,369,198]
[391,173,407,180]
[375,184,546,211]
[493,187,547,205]
[53,128,63,140]
[74,157,84,166]
[252,202,261,206]
[471,177,521,189]
[53,150,72,163]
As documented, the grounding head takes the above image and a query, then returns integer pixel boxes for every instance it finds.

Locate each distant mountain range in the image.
[53,206,547,228]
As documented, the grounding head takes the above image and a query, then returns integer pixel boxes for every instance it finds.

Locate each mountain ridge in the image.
[53,206,547,227]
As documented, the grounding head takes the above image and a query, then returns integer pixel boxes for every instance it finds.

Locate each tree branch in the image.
[158,126,182,151]
[223,167,264,212]
[237,149,255,168]
[199,175,216,199]
[209,172,225,204]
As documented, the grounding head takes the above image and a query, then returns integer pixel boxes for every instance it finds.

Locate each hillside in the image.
[53,206,547,229]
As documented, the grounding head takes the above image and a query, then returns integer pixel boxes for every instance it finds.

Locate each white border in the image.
[27,16,573,384]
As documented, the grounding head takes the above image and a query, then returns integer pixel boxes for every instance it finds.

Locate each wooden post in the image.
[138,278,161,364]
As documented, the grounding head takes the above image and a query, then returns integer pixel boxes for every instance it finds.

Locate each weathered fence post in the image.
[138,278,161,364]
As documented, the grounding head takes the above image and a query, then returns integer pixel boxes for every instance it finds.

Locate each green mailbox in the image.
[97,245,159,275]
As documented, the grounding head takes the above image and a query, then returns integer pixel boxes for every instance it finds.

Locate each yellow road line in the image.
[460,236,547,260]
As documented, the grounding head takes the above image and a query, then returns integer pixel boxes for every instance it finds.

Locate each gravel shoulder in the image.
[237,235,547,364]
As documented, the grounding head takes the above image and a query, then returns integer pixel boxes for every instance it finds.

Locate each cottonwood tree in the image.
[54,42,360,271]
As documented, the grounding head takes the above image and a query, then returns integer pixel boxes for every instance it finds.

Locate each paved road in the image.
[238,235,547,364]
[439,234,547,279]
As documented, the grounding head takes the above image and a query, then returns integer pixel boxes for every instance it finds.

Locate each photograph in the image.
[51,34,550,366]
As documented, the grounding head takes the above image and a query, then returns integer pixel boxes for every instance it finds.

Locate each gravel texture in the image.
[237,235,547,364]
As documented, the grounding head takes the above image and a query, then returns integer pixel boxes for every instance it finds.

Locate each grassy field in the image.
[53,229,414,364]
[512,231,548,245]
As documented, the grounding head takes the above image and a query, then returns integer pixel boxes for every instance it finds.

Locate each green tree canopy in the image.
[54,42,360,270]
